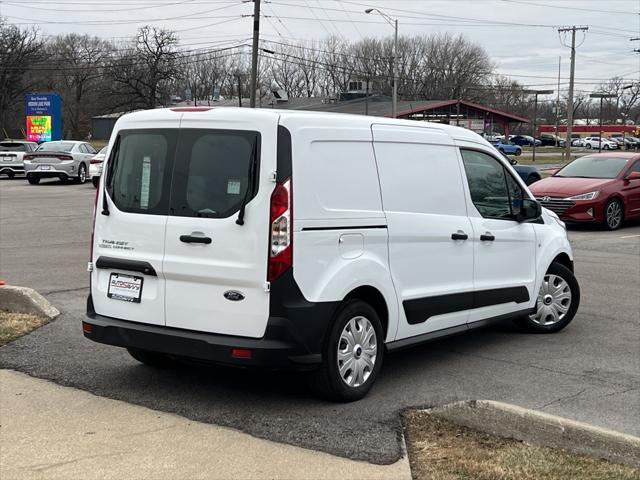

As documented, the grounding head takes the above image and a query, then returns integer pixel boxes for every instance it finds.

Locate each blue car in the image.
[496,152,541,185]
[491,141,522,156]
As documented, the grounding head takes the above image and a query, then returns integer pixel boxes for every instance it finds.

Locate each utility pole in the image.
[558,26,588,162]
[365,8,398,118]
[590,93,616,153]
[249,0,261,108]
[524,90,554,163]
[555,56,561,146]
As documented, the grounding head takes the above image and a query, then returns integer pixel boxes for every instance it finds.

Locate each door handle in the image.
[480,233,495,242]
[451,231,469,241]
[180,235,212,244]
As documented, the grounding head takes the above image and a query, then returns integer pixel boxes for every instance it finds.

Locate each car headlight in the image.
[565,191,599,201]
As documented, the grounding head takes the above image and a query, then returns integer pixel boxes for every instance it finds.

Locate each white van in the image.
[84,107,580,401]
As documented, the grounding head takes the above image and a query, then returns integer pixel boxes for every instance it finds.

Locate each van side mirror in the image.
[509,158,517,165]
[518,198,542,222]
[625,171,640,181]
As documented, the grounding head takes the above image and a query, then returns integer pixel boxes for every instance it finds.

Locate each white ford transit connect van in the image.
[85,107,580,401]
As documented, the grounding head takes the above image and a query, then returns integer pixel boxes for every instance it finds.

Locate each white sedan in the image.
[23,140,97,184]
[89,146,108,188]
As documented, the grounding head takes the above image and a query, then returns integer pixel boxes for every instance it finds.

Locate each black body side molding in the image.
[404,286,530,325]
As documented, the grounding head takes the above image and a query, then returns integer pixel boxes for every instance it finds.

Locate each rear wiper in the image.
[236,136,258,226]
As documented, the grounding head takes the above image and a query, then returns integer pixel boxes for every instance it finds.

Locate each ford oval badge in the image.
[224,290,245,301]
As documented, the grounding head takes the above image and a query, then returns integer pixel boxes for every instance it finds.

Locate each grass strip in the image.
[405,410,640,480]
[0,311,49,346]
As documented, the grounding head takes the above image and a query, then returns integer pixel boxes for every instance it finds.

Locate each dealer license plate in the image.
[107,273,143,303]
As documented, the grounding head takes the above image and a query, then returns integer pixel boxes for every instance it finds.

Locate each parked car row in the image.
[0,139,106,186]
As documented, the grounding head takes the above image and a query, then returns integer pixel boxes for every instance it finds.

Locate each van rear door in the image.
[163,123,275,338]
[91,127,178,326]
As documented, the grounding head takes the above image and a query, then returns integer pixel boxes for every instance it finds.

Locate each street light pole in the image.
[393,18,398,118]
[524,89,553,163]
[589,93,616,153]
[365,8,398,118]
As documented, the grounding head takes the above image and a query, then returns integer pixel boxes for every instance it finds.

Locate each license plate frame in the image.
[40,165,51,170]
[107,273,144,303]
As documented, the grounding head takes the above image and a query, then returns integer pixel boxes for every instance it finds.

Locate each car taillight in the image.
[23,154,35,161]
[268,178,292,282]
[58,154,73,160]
[90,158,103,164]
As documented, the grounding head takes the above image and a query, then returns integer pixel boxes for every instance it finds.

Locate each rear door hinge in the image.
[87,262,94,273]
[269,171,277,182]
[263,282,271,292]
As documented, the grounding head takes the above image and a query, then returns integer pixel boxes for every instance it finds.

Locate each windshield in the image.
[37,142,74,152]
[0,142,27,152]
[555,156,628,179]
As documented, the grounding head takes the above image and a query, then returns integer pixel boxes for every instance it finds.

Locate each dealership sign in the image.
[25,94,62,143]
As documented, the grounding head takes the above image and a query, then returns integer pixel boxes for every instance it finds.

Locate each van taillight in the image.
[268,178,292,282]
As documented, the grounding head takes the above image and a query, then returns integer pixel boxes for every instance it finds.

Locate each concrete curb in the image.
[424,400,640,468]
[0,285,60,319]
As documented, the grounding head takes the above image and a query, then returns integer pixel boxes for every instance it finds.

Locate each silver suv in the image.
[24,141,97,184]
[0,140,38,178]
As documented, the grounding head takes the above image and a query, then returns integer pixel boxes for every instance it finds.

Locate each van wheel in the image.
[27,175,40,185]
[311,300,384,402]
[127,347,173,367]
[514,262,580,333]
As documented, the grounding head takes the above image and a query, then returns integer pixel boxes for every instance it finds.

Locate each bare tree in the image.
[0,20,44,134]
[110,26,180,109]
[46,34,111,137]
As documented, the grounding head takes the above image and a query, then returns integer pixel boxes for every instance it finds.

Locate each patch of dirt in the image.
[404,410,640,480]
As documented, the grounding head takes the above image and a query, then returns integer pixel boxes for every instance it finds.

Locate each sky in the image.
[2,0,639,95]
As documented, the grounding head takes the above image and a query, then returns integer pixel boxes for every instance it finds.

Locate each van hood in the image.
[529,176,614,197]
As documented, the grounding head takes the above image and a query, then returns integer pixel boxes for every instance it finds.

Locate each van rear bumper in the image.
[84,290,328,369]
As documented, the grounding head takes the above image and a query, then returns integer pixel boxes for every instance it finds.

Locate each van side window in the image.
[170,130,260,219]
[107,130,177,215]
[460,149,520,220]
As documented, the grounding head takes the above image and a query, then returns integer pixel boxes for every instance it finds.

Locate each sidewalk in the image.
[0,370,410,480]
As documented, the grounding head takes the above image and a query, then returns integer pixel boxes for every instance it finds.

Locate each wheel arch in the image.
[551,252,574,272]
[344,285,389,342]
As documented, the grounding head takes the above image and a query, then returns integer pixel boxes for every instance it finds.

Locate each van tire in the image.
[126,347,173,367]
[311,300,384,402]
[513,262,580,333]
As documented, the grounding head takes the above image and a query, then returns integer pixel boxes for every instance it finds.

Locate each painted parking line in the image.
[619,234,640,239]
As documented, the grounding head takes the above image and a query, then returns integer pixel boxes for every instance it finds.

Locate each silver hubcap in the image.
[530,274,572,326]
[337,316,377,388]
[606,201,622,229]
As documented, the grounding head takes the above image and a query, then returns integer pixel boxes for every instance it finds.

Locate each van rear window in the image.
[106,130,177,215]
[170,129,260,219]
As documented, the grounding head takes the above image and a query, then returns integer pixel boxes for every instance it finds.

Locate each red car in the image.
[529,153,640,230]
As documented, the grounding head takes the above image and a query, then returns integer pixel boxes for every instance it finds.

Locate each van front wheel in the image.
[127,347,173,367]
[312,300,384,402]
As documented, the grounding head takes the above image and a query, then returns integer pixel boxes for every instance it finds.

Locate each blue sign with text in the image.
[25,93,62,143]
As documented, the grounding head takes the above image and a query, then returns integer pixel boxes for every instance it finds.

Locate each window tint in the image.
[461,150,515,220]
[629,161,640,174]
[85,144,97,154]
[0,143,27,152]
[78,144,88,154]
[106,130,177,215]
[170,129,260,218]
[37,142,73,152]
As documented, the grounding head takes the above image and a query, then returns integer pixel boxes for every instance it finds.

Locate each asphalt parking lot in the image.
[1,176,639,464]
